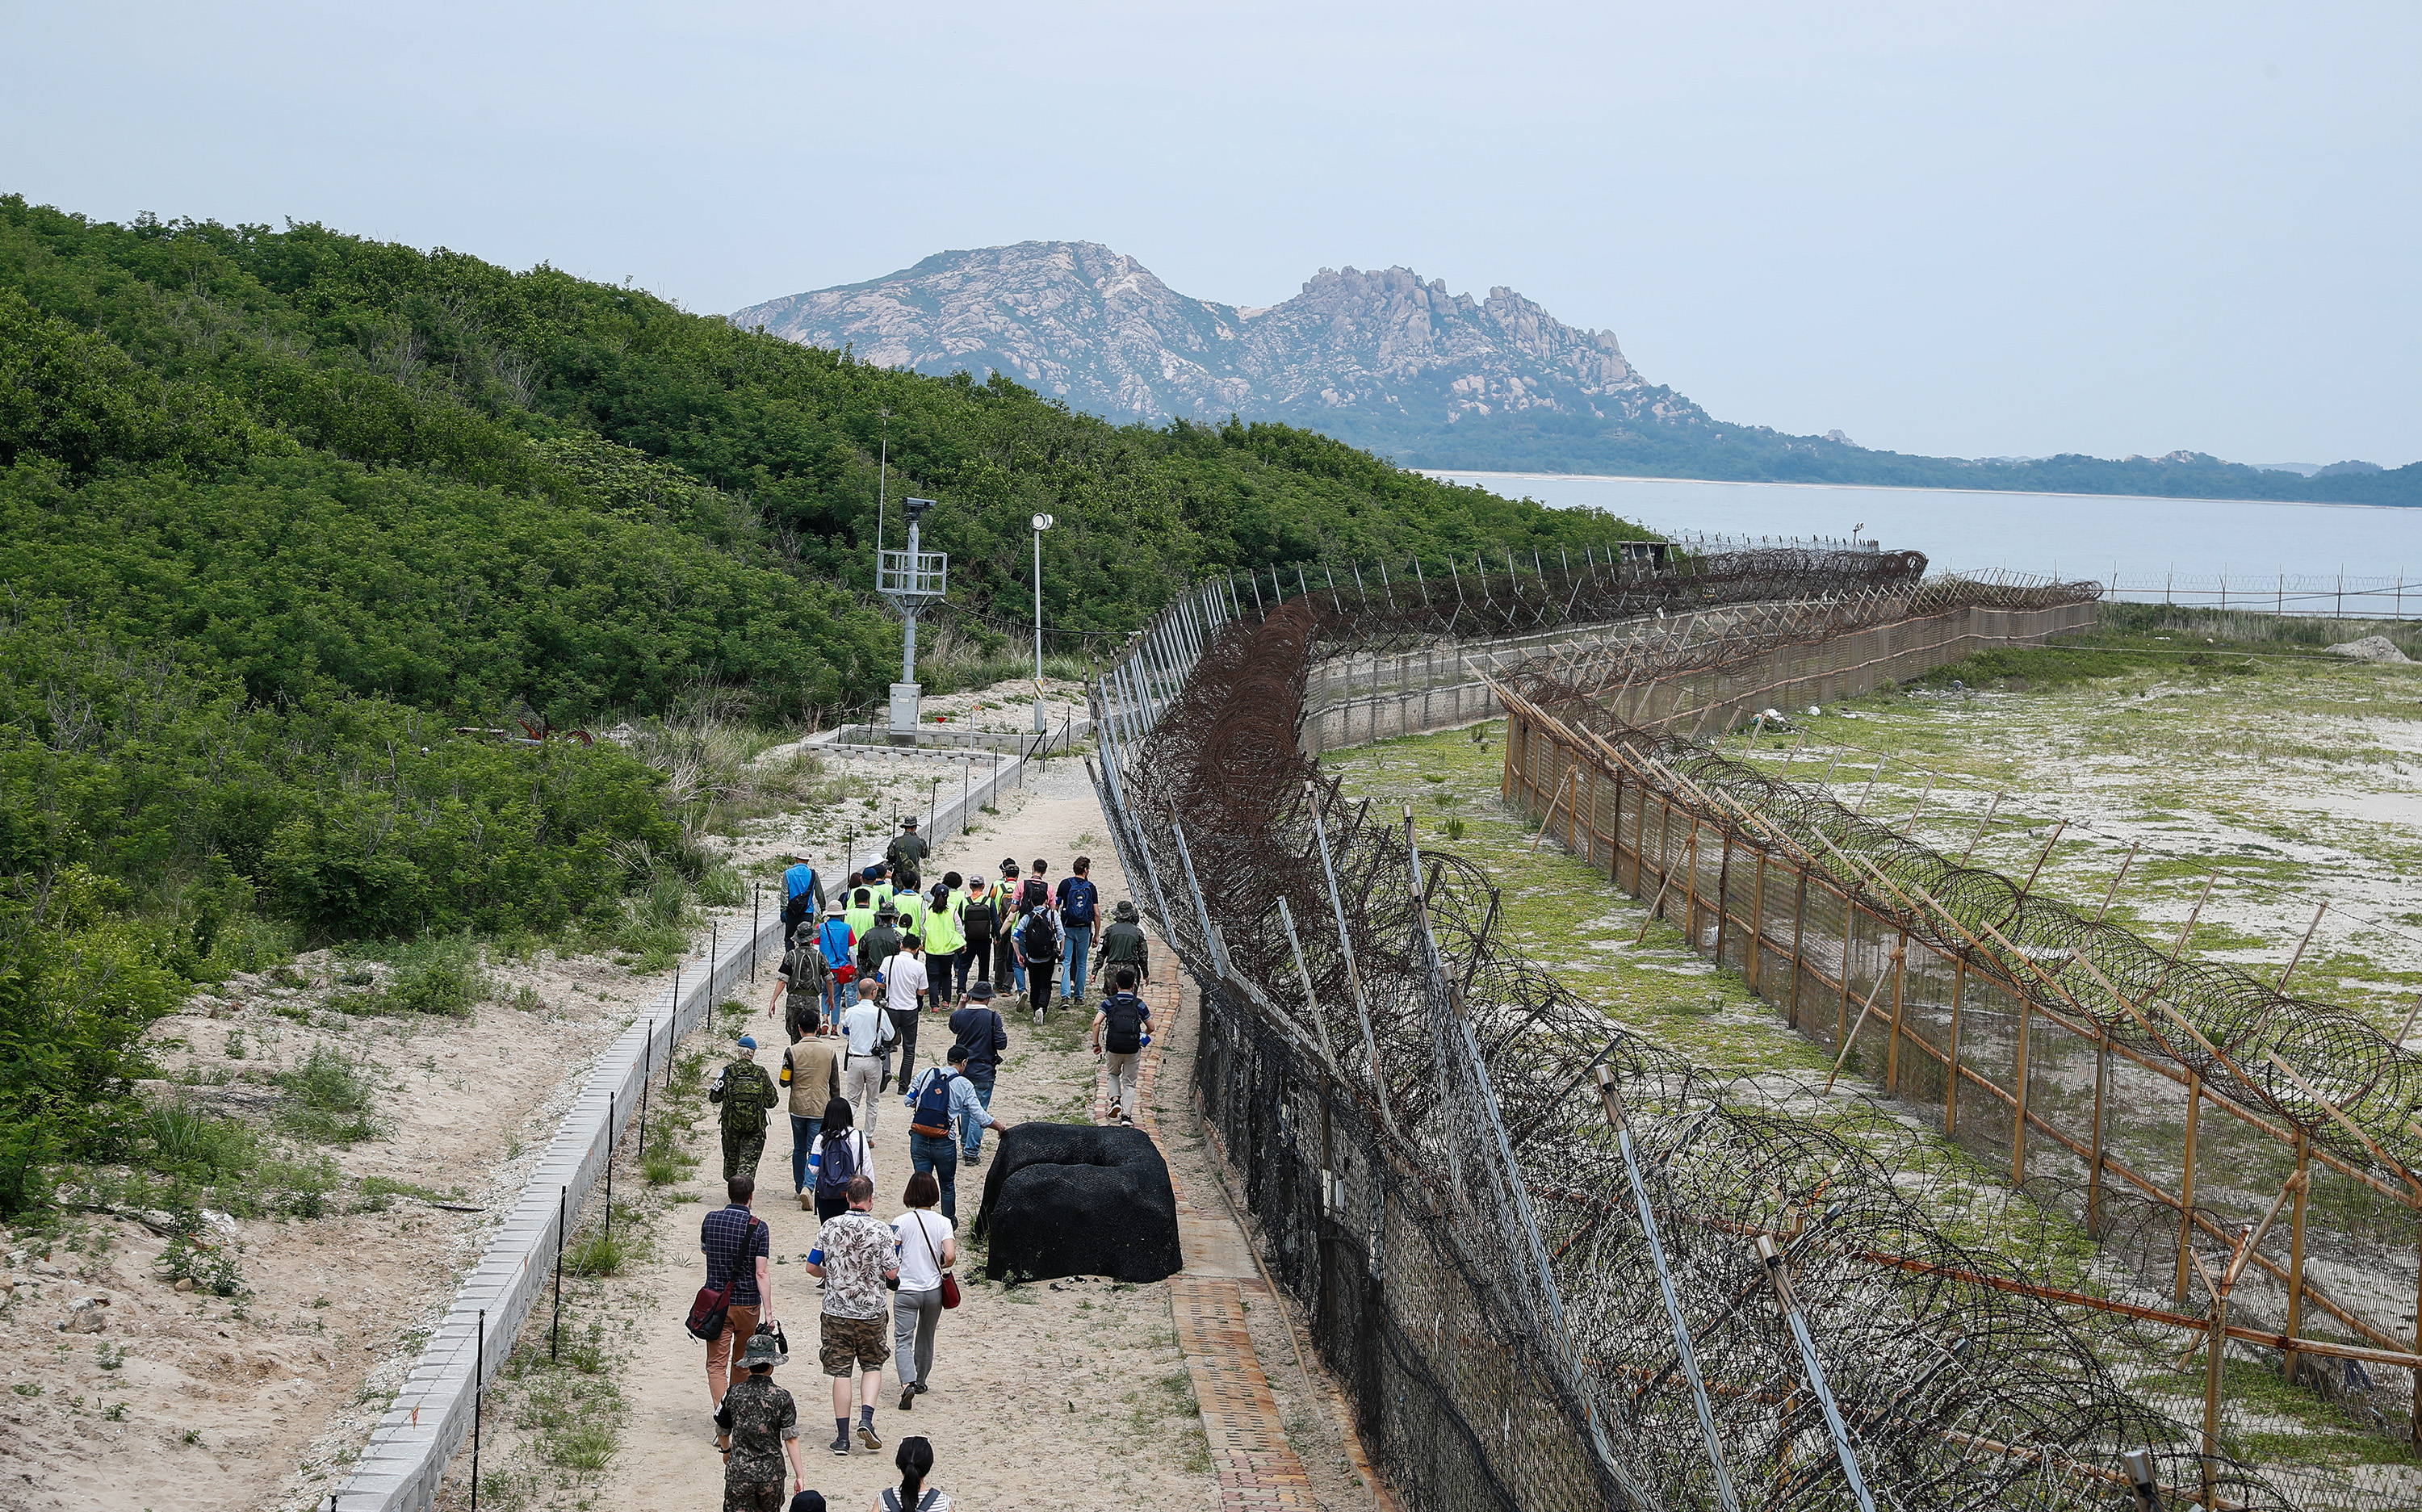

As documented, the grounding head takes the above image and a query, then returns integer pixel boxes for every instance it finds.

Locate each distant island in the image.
[732,242,2419,508]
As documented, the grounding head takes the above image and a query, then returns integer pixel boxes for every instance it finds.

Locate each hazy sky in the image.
[5,2,2415,465]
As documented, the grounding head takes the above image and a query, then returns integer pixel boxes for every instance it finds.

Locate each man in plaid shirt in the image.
[701,1175,773,1407]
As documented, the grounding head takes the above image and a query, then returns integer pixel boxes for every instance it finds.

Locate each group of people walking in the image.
[697,819,1164,1510]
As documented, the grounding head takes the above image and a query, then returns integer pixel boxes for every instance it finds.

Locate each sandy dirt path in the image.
[470,756,1389,1512]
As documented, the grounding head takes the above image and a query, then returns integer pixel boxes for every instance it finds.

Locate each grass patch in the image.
[275,1045,385,1144]
[329,934,489,1017]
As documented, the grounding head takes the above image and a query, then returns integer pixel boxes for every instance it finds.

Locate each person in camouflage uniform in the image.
[885,817,928,894]
[714,1331,804,1510]
[710,1034,781,1181]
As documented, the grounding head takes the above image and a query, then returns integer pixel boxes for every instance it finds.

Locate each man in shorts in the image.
[804,1173,899,1456]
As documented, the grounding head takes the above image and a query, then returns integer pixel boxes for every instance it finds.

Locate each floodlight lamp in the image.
[1033,513,1054,531]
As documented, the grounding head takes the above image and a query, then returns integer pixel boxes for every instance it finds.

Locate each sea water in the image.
[1425,470,2422,614]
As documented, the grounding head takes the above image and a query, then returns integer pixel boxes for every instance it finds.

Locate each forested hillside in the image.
[0,195,1650,1201]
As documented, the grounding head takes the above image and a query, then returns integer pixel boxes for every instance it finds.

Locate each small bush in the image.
[157,1229,245,1296]
[143,1102,261,1181]
[275,1046,384,1144]
[564,1230,627,1276]
[550,1420,622,1472]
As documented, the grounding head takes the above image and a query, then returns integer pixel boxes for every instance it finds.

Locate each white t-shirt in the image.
[841,999,893,1056]
[882,953,929,1016]
[890,1208,953,1292]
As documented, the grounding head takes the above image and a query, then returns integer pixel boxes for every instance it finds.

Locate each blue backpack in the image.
[1060,877,1098,927]
[815,1129,862,1197]
[909,1070,957,1137]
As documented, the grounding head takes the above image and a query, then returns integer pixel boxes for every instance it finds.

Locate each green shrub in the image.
[274,1045,383,1144]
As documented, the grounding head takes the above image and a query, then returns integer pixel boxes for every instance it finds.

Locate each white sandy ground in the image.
[436,759,1385,1512]
[0,714,1284,1512]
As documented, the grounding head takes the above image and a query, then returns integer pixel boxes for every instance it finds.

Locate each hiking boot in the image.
[857,1422,883,1452]
[830,1430,852,1456]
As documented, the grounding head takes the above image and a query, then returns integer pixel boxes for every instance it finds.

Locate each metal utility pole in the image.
[878,496,946,741]
[1032,513,1055,735]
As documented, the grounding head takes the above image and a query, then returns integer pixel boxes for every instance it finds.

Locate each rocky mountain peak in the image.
[728,244,1666,430]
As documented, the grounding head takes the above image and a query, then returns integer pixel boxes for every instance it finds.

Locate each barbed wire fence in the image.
[1079,551,2311,1510]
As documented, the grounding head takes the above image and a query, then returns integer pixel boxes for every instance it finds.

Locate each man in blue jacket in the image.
[945,982,1011,1166]
[781,854,826,940]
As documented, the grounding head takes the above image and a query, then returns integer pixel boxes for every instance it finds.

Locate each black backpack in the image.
[1101,993,1148,1054]
[1020,910,1057,962]
[962,897,995,944]
[1019,877,1048,913]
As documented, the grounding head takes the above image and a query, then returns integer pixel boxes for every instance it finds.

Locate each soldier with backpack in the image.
[710,1035,782,1181]
[1091,969,1151,1125]
[769,930,829,1043]
[1012,898,1064,1024]
[1099,899,1150,985]
[885,818,928,895]
[1054,857,1100,1007]
[901,1044,1014,1224]
[856,903,903,985]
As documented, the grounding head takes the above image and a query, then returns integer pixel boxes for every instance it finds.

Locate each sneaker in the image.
[899,1385,916,1411]
[830,1430,851,1457]
[798,1190,813,1210]
[966,1150,983,1167]
[857,1422,883,1451]
[1033,1008,1045,1025]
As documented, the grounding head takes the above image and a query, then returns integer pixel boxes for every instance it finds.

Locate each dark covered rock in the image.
[974,1122,1181,1283]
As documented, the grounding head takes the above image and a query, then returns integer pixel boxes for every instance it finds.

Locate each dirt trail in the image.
[536,758,1386,1512]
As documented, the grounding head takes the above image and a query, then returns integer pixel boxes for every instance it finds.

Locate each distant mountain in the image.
[731,244,2420,505]
[731,242,1688,434]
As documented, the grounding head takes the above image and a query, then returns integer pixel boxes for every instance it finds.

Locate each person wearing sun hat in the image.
[716,1330,807,1508]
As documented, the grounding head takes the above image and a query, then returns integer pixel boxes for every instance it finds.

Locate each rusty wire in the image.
[1090,553,2295,1511]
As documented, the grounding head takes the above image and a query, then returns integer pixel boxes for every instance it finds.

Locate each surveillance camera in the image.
[904,496,937,521]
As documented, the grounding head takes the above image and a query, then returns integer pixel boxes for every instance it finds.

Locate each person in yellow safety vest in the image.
[844,886,879,942]
[863,863,898,915]
[890,886,929,961]
[919,871,966,1009]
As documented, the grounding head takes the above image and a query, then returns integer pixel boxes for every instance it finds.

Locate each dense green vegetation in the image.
[1301,394,2422,506]
[0,194,1653,1206]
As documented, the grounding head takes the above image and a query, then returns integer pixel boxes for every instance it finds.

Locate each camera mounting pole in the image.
[878,496,947,740]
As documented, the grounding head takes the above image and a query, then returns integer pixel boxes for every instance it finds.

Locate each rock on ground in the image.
[2326,635,2413,663]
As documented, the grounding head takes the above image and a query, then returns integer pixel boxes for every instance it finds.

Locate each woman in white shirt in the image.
[889,1171,956,1410]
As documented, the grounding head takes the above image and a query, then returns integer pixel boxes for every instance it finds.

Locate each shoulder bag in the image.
[914,1208,961,1309]
[684,1215,764,1340]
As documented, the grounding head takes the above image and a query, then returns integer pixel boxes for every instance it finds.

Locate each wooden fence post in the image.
[1749,852,1768,996]
[2286,1129,2311,1383]
[1885,933,1910,1095]
[1788,868,1808,1029]
[1945,960,1965,1136]
[2012,997,2033,1184]
[2177,1073,2202,1305]
[2087,1035,2110,1238]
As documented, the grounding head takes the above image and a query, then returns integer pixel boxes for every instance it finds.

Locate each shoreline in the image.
[1418,467,2420,514]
